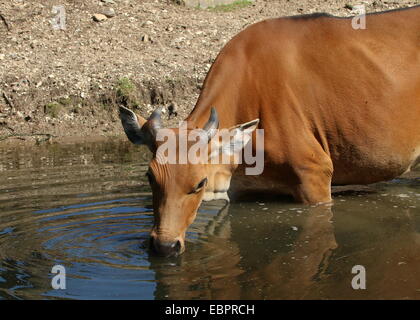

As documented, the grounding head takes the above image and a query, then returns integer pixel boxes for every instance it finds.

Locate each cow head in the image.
[119,106,259,257]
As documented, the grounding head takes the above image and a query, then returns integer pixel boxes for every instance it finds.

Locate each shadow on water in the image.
[0,139,419,299]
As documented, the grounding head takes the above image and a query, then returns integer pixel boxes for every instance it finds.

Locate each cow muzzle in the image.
[150,236,184,257]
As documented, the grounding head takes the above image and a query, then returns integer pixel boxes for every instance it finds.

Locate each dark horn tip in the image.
[210,107,218,121]
[148,106,164,132]
[148,106,164,120]
[203,107,219,141]
[210,106,217,117]
[205,107,219,128]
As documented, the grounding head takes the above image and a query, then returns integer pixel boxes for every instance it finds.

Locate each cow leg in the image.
[290,152,333,205]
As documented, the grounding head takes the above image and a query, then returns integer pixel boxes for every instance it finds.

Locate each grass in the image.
[209,0,253,12]
[43,95,79,118]
[116,77,135,98]
[115,77,139,108]
[44,102,63,118]
[57,97,72,106]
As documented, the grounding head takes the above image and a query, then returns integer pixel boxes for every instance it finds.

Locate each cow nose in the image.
[152,238,181,257]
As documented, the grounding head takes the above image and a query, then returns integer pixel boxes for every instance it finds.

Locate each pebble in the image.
[167,102,178,118]
[142,20,153,26]
[141,34,151,42]
[102,8,116,18]
[92,14,107,22]
[396,194,409,198]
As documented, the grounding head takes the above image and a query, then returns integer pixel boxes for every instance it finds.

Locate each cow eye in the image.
[189,178,207,194]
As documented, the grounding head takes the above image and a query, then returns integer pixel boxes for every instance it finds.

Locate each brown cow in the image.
[120,6,420,256]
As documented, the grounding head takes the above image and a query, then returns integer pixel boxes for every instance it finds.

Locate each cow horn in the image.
[203,107,219,140]
[148,106,163,134]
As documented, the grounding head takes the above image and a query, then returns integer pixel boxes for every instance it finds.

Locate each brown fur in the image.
[188,6,420,203]
[122,7,420,255]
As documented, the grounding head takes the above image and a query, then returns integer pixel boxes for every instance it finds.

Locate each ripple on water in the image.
[0,141,419,299]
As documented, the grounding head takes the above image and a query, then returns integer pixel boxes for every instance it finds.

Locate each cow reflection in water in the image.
[150,189,420,300]
[151,204,338,300]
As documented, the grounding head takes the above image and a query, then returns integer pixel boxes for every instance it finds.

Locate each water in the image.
[0,139,419,300]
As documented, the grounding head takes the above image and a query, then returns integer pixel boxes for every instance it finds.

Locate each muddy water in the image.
[0,139,419,300]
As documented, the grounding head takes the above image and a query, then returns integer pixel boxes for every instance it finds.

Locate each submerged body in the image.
[188,7,420,203]
[120,6,420,256]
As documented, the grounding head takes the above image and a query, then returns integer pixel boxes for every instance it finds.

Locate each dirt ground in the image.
[0,0,418,145]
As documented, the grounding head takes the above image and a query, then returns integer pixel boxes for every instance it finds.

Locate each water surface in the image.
[0,139,419,299]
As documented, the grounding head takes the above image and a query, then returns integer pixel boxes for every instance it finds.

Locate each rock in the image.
[102,8,116,18]
[0,54,5,60]
[142,20,153,27]
[167,102,178,118]
[141,34,150,42]
[101,0,115,3]
[92,14,107,22]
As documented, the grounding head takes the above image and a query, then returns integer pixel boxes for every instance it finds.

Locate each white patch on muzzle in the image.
[203,190,230,202]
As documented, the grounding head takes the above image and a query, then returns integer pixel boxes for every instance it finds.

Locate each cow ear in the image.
[209,119,259,159]
[119,106,163,152]
[119,106,147,145]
